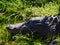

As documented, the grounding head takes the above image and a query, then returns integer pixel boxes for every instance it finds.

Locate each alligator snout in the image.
[6,25,15,30]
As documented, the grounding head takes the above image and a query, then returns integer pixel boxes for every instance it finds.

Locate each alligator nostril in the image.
[6,25,14,30]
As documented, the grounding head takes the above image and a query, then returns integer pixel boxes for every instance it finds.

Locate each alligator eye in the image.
[49,17,53,22]
[53,18,58,24]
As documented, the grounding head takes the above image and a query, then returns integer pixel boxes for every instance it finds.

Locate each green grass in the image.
[0,1,59,24]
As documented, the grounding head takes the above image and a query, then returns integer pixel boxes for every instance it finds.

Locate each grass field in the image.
[0,0,60,45]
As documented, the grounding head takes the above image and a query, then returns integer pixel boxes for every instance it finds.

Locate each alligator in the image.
[6,16,60,37]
